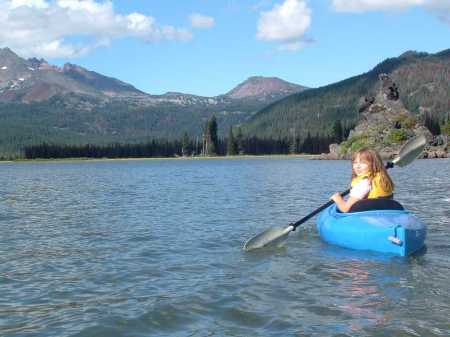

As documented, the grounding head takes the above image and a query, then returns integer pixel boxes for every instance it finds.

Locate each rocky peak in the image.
[0,48,33,85]
[0,47,26,67]
[225,76,306,99]
[0,47,20,59]
[63,63,88,75]
[63,63,98,78]
[352,74,419,137]
[163,91,185,96]
[27,57,47,69]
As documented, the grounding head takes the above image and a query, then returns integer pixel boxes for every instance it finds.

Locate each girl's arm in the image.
[331,178,371,213]
[330,193,361,213]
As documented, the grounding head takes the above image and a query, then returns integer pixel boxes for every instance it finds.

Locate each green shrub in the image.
[403,116,417,129]
[340,134,370,154]
[442,121,450,136]
[392,113,417,129]
[386,128,408,144]
[351,139,368,152]
[392,113,408,124]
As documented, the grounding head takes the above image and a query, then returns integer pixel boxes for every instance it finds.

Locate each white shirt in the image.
[349,178,371,199]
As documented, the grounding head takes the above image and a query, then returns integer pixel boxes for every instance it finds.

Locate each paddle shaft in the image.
[291,190,349,230]
[291,161,394,231]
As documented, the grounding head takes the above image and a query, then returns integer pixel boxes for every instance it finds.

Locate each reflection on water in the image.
[0,158,449,337]
[332,261,388,332]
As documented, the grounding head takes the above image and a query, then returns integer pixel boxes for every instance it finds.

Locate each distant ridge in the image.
[0,47,308,103]
[62,63,145,96]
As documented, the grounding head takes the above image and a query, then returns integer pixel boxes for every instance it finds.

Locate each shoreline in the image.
[0,153,322,164]
[1,154,448,164]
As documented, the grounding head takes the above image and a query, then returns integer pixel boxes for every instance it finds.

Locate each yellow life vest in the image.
[351,173,393,199]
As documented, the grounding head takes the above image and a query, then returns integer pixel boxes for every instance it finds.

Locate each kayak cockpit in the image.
[347,198,404,213]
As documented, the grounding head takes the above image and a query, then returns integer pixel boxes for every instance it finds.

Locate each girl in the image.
[331,148,394,213]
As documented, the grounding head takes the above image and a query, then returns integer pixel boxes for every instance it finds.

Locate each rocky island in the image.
[325,73,449,159]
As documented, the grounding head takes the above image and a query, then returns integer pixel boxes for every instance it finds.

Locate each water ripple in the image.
[0,158,449,337]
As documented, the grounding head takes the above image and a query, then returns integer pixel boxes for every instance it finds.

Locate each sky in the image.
[1,0,449,96]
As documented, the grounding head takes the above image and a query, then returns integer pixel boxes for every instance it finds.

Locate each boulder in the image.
[328,143,343,159]
[380,73,399,101]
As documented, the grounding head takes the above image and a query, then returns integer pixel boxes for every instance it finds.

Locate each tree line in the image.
[24,119,350,160]
[23,135,333,159]
[21,117,356,159]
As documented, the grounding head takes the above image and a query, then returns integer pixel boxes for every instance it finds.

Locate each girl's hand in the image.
[330,192,341,202]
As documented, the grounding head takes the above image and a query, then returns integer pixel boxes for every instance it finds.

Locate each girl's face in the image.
[353,154,370,176]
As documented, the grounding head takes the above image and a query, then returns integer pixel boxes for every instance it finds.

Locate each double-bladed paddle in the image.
[243,134,427,251]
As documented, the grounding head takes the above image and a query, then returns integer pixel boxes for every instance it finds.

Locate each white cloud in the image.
[330,0,450,26]
[189,13,215,29]
[428,0,450,24]
[10,0,48,8]
[256,0,312,51]
[32,40,90,58]
[0,0,192,59]
[331,0,425,12]
[429,0,450,8]
[331,0,450,13]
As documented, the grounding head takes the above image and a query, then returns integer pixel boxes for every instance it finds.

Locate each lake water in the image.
[1,157,449,337]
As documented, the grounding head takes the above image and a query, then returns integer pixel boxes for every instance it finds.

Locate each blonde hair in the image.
[351,148,394,192]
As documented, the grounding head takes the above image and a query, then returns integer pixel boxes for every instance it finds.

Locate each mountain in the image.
[0,48,146,102]
[0,48,306,105]
[242,49,450,139]
[224,76,306,100]
[62,63,146,97]
[0,47,309,156]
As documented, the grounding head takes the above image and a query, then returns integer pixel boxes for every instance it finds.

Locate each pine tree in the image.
[208,115,218,155]
[202,116,219,156]
[181,131,190,157]
[202,121,209,156]
[332,119,343,143]
[302,132,313,153]
[343,120,355,139]
[289,127,298,154]
[435,118,441,135]
[235,127,244,155]
[425,112,441,135]
[227,127,237,156]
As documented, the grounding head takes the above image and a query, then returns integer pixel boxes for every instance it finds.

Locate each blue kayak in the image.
[317,204,426,256]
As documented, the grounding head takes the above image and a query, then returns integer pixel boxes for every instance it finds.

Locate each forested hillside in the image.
[242,50,450,139]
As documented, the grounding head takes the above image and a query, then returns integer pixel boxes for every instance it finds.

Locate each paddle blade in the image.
[392,134,427,167]
[243,225,294,251]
